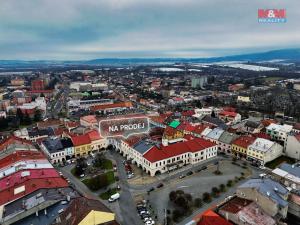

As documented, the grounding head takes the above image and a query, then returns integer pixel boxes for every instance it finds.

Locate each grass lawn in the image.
[106,171,115,184]
[265,155,296,169]
[71,167,80,178]
[82,178,90,185]
[82,171,115,191]
[99,188,117,200]
[103,159,113,170]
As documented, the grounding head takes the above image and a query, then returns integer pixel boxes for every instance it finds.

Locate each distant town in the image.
[0,58,299,225]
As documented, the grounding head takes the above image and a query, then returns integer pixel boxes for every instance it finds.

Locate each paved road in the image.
[46,79,69,119]
[109,150,144,225]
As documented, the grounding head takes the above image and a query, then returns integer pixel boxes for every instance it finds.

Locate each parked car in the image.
[156,183,164,188]
[179,174,186,179]
[127,174,134,179]
[147,187,155,193]
[139,210,149,215]
[108,193,120,202]
[200,166,207,170]
[186,171,193,176]
[80,174,85,178]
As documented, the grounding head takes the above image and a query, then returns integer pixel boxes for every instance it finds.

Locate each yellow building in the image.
[55,197,119,225]
[71,134,92,157]
[86,130,108,151]
[231,136,256,158]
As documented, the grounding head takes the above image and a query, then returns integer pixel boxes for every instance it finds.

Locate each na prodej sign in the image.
[99,117,150,138]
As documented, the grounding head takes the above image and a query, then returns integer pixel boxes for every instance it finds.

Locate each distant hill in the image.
[0,48,299,68]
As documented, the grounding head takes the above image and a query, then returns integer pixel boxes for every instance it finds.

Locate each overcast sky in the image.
[0,0,299,60]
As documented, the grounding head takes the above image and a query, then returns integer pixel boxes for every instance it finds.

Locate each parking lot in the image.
[145,160,250,224]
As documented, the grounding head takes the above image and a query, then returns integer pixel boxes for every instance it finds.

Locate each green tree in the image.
[23,112,32,125]
[194,198,203,208]
[16,108,24,123]
[202,192,211,203]
[219,184,226,192]
[227,180,233,187]
[169,191,177,202]
[93,153,106,168]
[34,109,42,122]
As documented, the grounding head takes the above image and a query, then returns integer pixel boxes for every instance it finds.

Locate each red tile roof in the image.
[0,150,46,169]
[71,134,91,146]
[80,115,97,124]
[90,101,133,112]
[37,119,62,129]
[0,177,68,205]
[26,90,53,94]
[295,134,300,142]
[182,110,195,117]
[261,119,277,127]
[293,123,300,131]
[0,136,34,152]
[86,130,102,141]
[193,124,210,135]
[253,132,271,140]
[53,128,66,136]
[232,136,256,148]
[219,110,237,117]
[149,115,168,124]
[124,134,147,147]
[0,168,60,191]
[164,126,180,136]
[65,121,80,129]
[177,122,195,132]
[219,197,252,214]
[143,138,216,163]
[197,210,233,225]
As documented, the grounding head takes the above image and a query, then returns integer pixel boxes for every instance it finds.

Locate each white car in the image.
[127,174,134,179]
[145,220,155,225]
[80,174,85,178]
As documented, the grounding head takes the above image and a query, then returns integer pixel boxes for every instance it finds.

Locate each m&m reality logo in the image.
[258,9,287,23]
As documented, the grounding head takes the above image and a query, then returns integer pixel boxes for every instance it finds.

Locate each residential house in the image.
[231,136,256,158]
[218,131,239,154]
[86,129,107,152]
[247,138,283,165]
[54,197,119,225]
[237,178,289,218]
[218,110,241,125]
[218,196,276,225]
[61,137,74,159]
[285,133,300,160]
[266,123,293,142]
[41,137,66,164]
[70,134,92,157]
[80,115,98,128]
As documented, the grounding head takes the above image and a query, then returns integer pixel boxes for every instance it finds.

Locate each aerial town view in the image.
[0,1,299,225]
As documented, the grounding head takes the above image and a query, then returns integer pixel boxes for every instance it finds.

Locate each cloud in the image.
[0,0,299,59]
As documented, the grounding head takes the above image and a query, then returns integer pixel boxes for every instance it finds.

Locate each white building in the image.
[247,138,283,165]
[193,107,221,118]
[266,123,293,142]
[112,136,217,176]
[67,99,113,113]
[285,133,300,160]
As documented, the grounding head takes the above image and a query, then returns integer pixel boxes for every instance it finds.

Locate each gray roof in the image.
[245,120,260,128]
[219,131,239,144]
[280,163,300,178]
[42,137,64,153]
[133,139,155,154]
[206,128,224,141]
[238,178,288,208]
[202,115,228,129]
